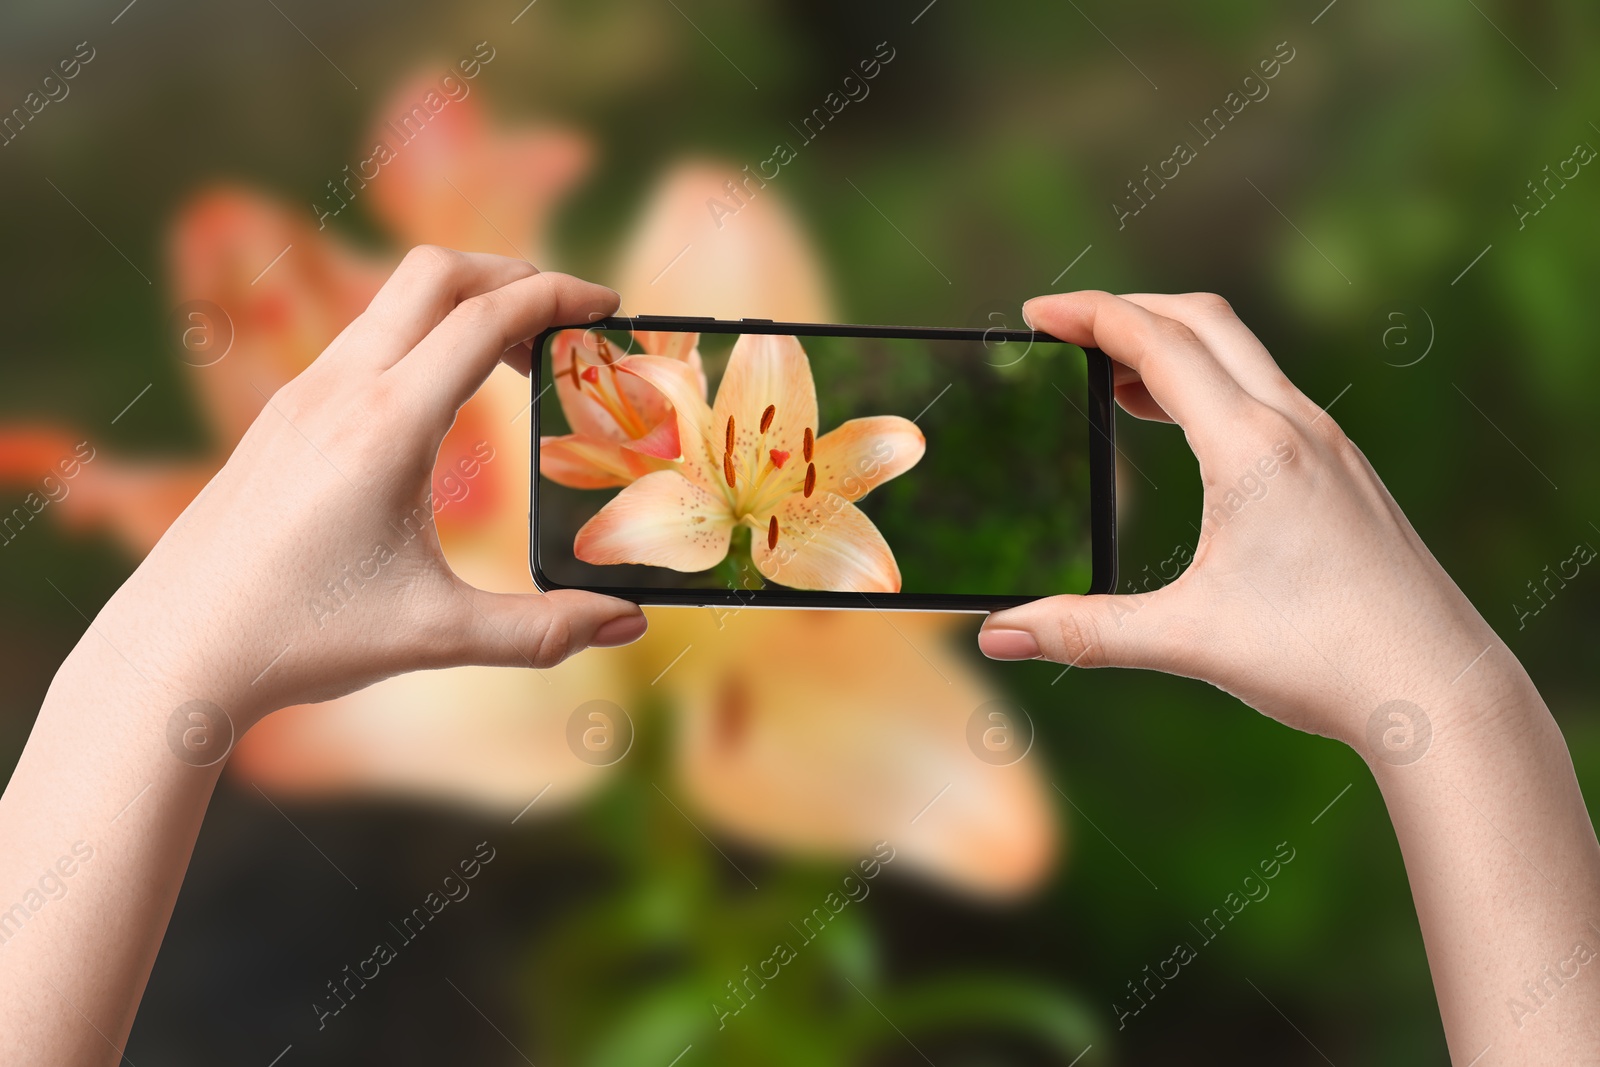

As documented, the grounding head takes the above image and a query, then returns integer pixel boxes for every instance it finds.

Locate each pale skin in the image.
[0,255,1592,1062]
[0,248,650,1063]
[978,290,1600,1062]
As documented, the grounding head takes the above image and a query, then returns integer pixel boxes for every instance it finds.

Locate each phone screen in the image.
[533,321,1112,608]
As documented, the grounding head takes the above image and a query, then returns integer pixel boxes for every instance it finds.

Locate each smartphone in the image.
[529,315,1115,611]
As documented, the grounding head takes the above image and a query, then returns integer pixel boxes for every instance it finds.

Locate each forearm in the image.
[0,254,636,1064]
[1369,654,1600,1063]
[0,630,226,1065]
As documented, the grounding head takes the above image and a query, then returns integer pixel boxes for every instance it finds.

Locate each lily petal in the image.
[540,434,658,489]
[230,658,626,814]
[574,470,734,572]
[631,330,701,367]
[615,355,719,488]
[621,413,682,460]
[610,161,833,321]
[655,608,1061,899]
[0,427,91,480]
[812,415,927,501]
[713,334,819,487]
[550,330,626,442]
[169,187,389,445]
[367,72,591,259]
[629,329,709,404]
[550,330,677,444]
[0,428,212,555]
[752,492,901,593]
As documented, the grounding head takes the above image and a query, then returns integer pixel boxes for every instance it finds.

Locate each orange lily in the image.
[572,334,925,591]
[539,328,705,489]
[0,72,1061,899]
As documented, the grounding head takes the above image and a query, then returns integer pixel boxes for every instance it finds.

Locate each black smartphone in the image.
[529,315,1115,611]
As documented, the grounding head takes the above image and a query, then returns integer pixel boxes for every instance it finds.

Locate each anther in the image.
[760,404,775,433]
[767,515,778,550]
[725,415,736,453]
[803,463,816,498]
[802,427,814,462]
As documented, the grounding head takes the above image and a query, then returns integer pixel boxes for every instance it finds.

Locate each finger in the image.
[319,317,361,361]
[392,271,619,415]
[500,340,535,378]
[977,590,1183,673]
[1118,293,1299,404]
[444,585,648,670]
[337,247,540,371]
[1023,291,1251,436]
[1114,381,1175,423]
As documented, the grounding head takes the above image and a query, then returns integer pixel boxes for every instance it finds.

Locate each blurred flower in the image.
[611,162,833,322]
[0,72,1059,898]
[540,329,704,489]
[572,334,925,592]
[364,71,592,261]
[0,189,389,550]
[657,608,1057,895]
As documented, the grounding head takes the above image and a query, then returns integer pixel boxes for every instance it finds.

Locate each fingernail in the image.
[592,614,648,647]
[978,628,1041,661]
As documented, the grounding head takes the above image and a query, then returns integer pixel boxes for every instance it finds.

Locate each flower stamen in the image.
[606,366,648,435]
[767,514,778,550]
[760,404,776,433]
[802,427,814,462]
[804,463,816,498]
[574,360,651,439]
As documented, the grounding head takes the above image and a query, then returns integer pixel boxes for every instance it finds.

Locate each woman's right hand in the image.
[977,290,1600,1065]
[977,290,1527,758]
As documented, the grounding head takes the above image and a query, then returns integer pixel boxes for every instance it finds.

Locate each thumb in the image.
[448,586,648,670]
[978,591,1176,670]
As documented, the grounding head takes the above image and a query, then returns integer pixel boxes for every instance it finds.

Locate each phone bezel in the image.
[529,315,1117,611]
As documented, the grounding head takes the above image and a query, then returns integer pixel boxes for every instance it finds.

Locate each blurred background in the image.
[2,0,1598,1064]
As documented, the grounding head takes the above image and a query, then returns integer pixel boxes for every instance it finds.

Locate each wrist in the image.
[59,609,260,770]
[96,564,281,714]
[1357,644,1548,778]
